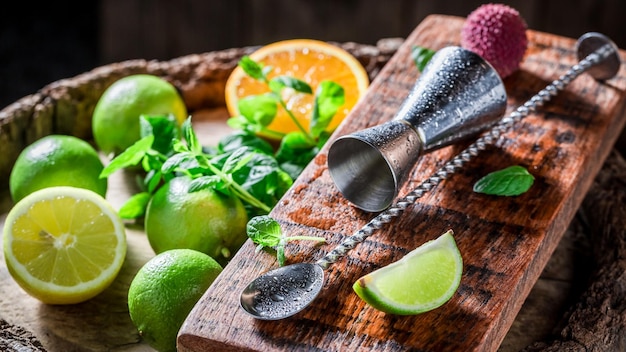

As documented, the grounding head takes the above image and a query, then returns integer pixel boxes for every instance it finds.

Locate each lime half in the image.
[353,230,462,315]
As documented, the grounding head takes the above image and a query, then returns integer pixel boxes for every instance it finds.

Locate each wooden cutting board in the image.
[178,14,626,352]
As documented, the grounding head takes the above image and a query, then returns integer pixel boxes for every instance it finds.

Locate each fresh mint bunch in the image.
[100,115,292,219]
[99,55,346,264]
[246,215,325,266]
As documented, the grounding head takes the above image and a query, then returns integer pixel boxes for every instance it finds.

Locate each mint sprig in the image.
[99,56,345,220]
[100,116,291,219]
[100,55,346,268]
[246,215,325,266]
[473,165,535,196]
[229,55,345,172]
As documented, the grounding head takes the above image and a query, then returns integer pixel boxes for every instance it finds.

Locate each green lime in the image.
[144,176,249,266]
[353,230,463,315]
[92,74,187,155]
[128,249,222,352]
[9,135,107,202]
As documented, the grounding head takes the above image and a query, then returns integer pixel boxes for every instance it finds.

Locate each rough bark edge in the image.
[0,318,47,352]
[521,150,626,351]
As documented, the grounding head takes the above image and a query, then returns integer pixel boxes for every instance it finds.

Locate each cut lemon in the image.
[353,230,463,315]
[3,186,127,304]
[225,39,370,139]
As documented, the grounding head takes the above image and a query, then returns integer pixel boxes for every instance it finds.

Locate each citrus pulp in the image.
[225,39,369,139]
[3,186,127,304]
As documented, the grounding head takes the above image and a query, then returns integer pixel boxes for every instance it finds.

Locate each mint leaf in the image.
[161,152,201,176]
[238,56,266,80]
[221,147,256,174]
[268,76,312,95]
[275,131,317,179]
[140,114,180,155]
[473,165,535,196]
[226,115,253,131]
[118,192,152,219]
[225,149,293,216]
[99,135,155,178]
[411,46,436,72]
[237,93,278,126]
[311,80,345,138]
[181,117,202,153]
[218,130,274,155]
[145,169,163,193]
[247,215,325,266]
[247,215,283,250]
[188,175,229,195]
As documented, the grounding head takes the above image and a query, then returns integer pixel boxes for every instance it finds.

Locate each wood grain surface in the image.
[177,15,626,352]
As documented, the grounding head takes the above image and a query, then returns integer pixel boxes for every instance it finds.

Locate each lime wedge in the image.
[353,230,462,315]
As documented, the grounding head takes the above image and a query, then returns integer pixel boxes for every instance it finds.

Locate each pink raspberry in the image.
[461,3,528,78]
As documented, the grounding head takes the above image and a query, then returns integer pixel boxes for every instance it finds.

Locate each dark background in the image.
[1,0,625,109]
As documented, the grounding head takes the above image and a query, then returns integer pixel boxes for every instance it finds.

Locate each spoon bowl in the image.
[240,263,325,320]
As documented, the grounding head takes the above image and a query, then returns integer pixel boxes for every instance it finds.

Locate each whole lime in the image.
[128,249,222,352]
[145,176,249,266]
[9,135,107,202]
[92,74,187,155]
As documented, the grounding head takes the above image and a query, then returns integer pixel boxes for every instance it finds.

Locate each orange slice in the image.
[225,39,370,139]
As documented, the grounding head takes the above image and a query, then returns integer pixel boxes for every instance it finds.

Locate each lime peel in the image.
[353,230,463,315]
[9,135,107,202]
[128,249,222,352]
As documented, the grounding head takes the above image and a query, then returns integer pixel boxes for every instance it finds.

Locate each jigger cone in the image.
[328,46,507,212]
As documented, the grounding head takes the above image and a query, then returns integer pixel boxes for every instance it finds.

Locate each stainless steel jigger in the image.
[328,46,508,212]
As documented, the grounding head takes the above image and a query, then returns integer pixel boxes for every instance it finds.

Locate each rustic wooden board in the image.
[177,15,626,352]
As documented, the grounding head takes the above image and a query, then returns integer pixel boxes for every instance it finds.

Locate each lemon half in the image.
[3,186,127,304]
